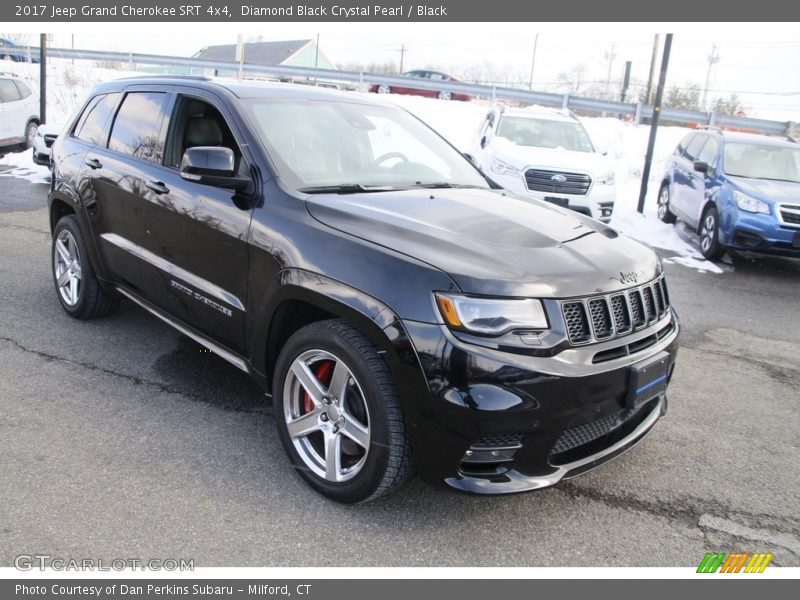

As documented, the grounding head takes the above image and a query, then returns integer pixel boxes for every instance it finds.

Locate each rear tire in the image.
[52,214,119,319]
[376,84,391,94]
[438,91,453,101]
[23,122,38,150]
[273,319,414,503]
[699,205,724,260]
[657,184,677,224]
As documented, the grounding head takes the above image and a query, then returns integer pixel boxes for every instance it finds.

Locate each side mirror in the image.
[598,147,609,156]
[180,146,250,191]
[693,160,710,175]
[480,136,488,149]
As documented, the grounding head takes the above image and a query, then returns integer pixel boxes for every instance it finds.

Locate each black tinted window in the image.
[0,78,21,102]
[685,135,707,161]
[75,93,120,146]
[108,92,168,163]
[13,80,32,99]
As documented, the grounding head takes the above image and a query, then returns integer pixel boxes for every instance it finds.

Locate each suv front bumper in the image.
[398,311,679,494]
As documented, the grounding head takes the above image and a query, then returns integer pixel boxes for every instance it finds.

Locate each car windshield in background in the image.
[243,99,489,192]
[496,116,595,153]
[723,142,800,183]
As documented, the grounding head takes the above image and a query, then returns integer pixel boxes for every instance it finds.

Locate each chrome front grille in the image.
[560,277,671,346]
[524,168,592,196]
[778,204,800,227]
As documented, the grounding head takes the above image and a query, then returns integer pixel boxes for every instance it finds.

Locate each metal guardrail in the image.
[20,45,798,137]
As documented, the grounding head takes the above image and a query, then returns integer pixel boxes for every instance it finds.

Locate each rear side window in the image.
[74,93,120,146]
[13,80,32,99]
[108,92,168,163]
[0,78,21,103]
[676,134,694,156]
[684,135,707,161]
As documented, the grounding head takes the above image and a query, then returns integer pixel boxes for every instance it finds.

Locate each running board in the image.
[115,286,249,373]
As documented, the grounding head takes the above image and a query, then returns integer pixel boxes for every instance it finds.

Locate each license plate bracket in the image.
[792,231,800,248]
[626,351,670,409]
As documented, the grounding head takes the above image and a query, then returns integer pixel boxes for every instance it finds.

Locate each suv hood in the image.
[730,176,800,203]
[306,188,659,298]
[489,137,612,175]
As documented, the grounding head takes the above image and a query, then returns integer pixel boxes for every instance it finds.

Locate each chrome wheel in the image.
[376,84,391,94]
[700,213,716,253]
[25,123,37,149]
[283,349,371,483]
[53,229,82,306]
[657,188,669,220]
[438,91,452,101]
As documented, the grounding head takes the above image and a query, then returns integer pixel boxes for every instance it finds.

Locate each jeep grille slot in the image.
[559,277,671,346]
[524,168,592,196]
[562,301,591,344]
[587,298,614,339]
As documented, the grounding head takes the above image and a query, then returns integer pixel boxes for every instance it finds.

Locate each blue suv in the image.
[658,130,800,259]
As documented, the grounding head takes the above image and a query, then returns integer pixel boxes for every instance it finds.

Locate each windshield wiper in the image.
[411,182,484,189]
[298,184,406,194]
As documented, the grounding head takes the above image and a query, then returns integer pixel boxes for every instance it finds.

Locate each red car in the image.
[369,70,472,101]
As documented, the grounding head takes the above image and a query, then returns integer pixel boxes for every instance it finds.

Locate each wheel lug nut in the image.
[320,414,328,422]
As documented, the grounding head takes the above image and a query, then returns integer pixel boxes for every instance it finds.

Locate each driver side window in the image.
[165,96,246,176]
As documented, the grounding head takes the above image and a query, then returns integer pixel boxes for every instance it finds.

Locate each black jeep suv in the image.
[49,77,679,502]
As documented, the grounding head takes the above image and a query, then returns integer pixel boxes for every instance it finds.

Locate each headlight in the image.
[435,293,548,335]
[597,170,615,185]
[733,191,770,215]
[490,157,521,177]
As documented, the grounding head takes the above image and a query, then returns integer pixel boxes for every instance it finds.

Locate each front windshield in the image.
[723,142,800,183]
[242,98,489,191]
[496,116,595,153]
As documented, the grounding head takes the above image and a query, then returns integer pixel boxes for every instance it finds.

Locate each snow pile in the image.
[0,148,50,183]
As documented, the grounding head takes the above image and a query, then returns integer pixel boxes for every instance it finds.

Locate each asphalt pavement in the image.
[0,168,798,567]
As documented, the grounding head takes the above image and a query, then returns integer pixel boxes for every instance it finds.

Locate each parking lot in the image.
[0,169,798,568]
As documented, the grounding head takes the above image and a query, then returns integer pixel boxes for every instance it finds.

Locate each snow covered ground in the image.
[0,58,722,271]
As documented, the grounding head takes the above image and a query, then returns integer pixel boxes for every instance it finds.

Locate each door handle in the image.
[145,180,170,195]
[84,157,103,169]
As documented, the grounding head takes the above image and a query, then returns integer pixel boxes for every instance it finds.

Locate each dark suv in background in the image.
[658,129,800,259]
[49,77,679,502]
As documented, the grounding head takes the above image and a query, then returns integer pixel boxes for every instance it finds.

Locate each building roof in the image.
[193,40,312,66]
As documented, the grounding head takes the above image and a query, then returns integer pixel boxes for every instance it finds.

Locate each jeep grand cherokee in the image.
[48,77,679,503]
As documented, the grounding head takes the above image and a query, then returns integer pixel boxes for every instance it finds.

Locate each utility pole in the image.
[638,33,673,214]
[702,44,720,111]
[645,34,660,105]
[398,44,407,74]
[39,34,46,125]
[604,43,617,99]
[620,61,632,102]
[528,33,539,90]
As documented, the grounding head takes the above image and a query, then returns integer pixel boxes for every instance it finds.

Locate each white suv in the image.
[0,74,39,152]
[470,105,616,222]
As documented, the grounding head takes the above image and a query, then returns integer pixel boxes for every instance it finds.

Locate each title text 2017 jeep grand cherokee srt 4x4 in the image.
[48,77,679,503]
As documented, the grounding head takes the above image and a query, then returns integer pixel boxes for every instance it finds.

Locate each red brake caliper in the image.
[303,361,333,414]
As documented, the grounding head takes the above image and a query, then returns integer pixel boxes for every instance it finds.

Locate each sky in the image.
[10,23,800,120]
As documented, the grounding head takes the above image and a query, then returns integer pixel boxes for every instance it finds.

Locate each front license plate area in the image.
[792,231,800,248]
[544,196,569,208]
[626,351,670,409]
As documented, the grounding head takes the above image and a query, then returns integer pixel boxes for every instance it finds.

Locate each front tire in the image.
[376,84,391,94]
[437,91,453,101]
[52,215,119,319]
[273,319,414,503]
[657,184,677,224]
[699,205,724,260]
